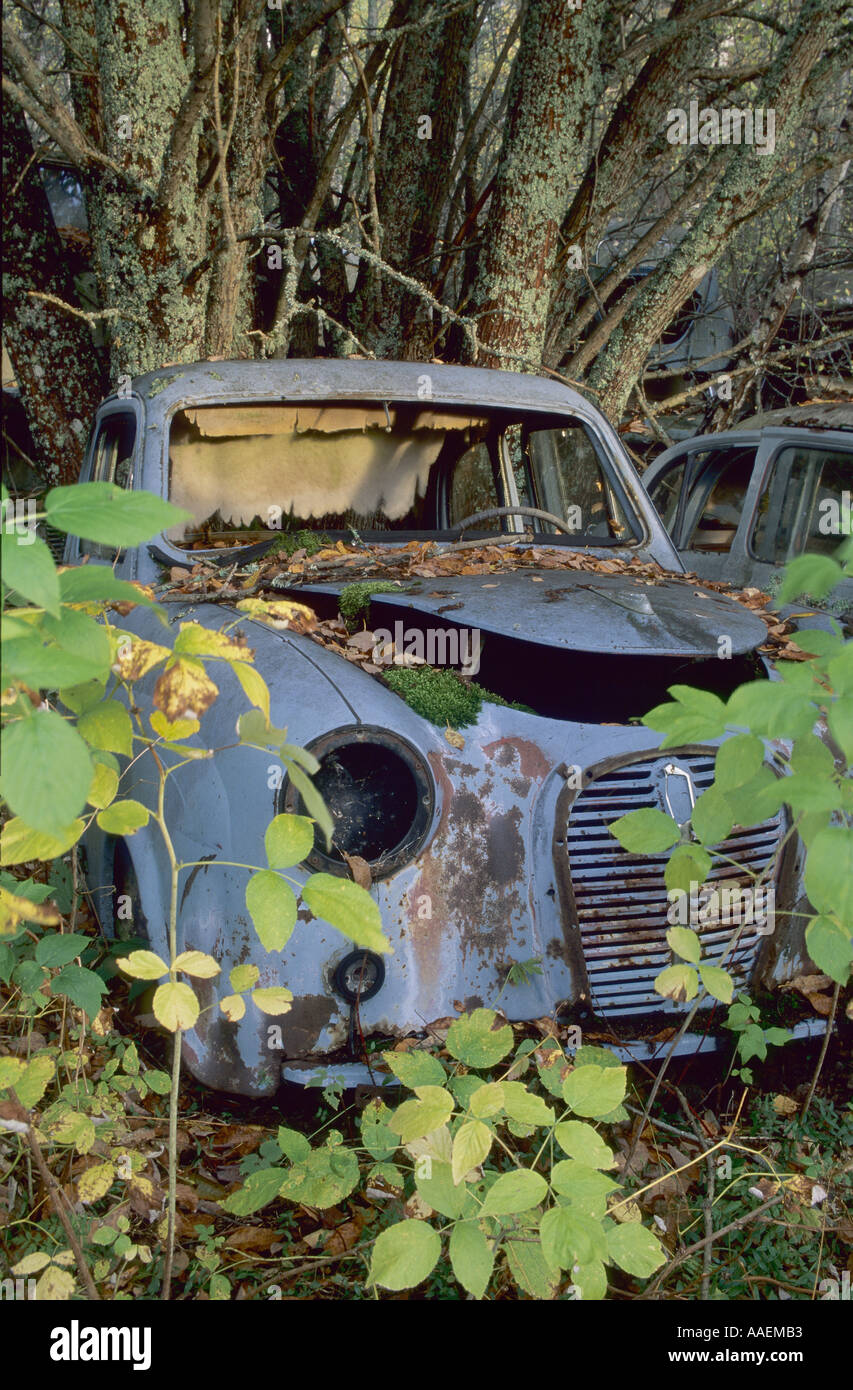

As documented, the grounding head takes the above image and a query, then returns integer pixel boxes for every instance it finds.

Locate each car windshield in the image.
[166,401,640,548]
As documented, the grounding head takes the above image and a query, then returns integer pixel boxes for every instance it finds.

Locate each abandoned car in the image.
[70,360,822,1095]
[643,406,853,629]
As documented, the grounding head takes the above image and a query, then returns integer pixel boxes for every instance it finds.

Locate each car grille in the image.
[565,754,783,1017]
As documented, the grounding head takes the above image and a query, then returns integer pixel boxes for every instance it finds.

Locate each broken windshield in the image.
[166,401,640,547]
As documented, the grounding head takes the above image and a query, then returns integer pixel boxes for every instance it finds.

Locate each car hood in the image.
[297,568,766,659]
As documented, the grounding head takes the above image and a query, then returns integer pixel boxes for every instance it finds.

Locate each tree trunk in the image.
[2,92,106,486]
[588,0,846,422]
[468,0,606,371]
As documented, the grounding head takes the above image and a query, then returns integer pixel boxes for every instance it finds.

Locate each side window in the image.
[526,422,638,540]
[448,441,500,526]
[646,456,689,536]
[752,446,852,563]
[81,412,137,559]
[679,447,754,553]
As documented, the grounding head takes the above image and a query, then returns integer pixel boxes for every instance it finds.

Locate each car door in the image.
[747,435,853,599]
[644,438,762,585]
[65,400,142,578]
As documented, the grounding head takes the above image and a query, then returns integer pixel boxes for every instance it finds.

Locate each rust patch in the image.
[483,737,550,781]
[277,993,337,1057]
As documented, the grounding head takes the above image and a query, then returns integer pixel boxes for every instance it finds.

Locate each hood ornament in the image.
[662,763,696,830]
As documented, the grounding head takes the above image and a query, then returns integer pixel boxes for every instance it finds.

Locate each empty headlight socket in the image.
[280,724,435,879]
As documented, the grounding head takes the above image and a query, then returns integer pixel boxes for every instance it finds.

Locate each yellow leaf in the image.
[235,597,316,630]
[173,622,253,661]
[232,661,271,722]
[36,1266,75,1300]
[77,1162,116,1204]
[173,950,221,979]
[444,726,465,750]
[112,635,171,682]
[0,817,84,867]
[87,762,118,810]
[149,710,200,740]
[451,1120,492,1185]
[220,994,246,1022]
[0,883,60,933]
[12,1251,51,1275]
[153,981,199,1031]
[250,986,293,1016]
[116,949,168,981]
[772,1094,799,1116]
[153,657,218,721]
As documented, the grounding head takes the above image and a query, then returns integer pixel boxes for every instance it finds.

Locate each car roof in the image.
[111,358,594,419]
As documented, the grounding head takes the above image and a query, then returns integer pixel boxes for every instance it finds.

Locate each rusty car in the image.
[643,405,853,631]
[69,360,824,1095]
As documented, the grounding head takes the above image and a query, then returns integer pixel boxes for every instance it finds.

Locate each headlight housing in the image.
[281,725,435,878]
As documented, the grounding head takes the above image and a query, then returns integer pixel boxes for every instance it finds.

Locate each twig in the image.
[25,290,144,327]
[801,981,840,1120]
[675,1087,715,1300]
[643,1193,782,1297]
[16,1119,101,1299]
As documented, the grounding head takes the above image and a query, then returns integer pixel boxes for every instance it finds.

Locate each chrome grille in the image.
[566,754,783,1016]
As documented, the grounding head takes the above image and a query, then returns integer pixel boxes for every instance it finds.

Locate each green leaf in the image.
[231,661,270,722]
[571,1258,608,1301]
[264,813,315,869]
[96,799,150,834]
[301,873,389,953]
[42,607,111,677]
[284,761,334,849]
[540,1206,603,1271]
[58,679,108,715]
[389,1086,455,1144]
[554,1121,614,1169]
[277,1144,359,1208]
[45,482,190,546]
[51,964,107,1020]
[500,1082,555,1128]
[2,633,106,689]
[35,933,88,968]
[777,553,843,604]
[536,1040,569,1097]
[606,1221,666,1278]
[609,807,681,854]
[415,1161,472,1220]
[698,963,734,1003]
[690,786,734,844]
[828,696,853,763]
[277,1127,311,1163]
[480,1169,548,1216]
[550,1160,619,1217]
[370,1219,441,1291]
[446,1008,513,1067]
[220,1167,285,1216]
[714,734,764,790]
[143,1069,171,1095]
[563,1064,627,1118]
[229,963,260,993]
[805,827,853,928]
[250,987,293,1015]
[666,926,701,964]
[381,1049,446,1089]
[664,843,712,895]
[57,566,160,610]
[451,1119,492,1184]
[655,962,699,1002]
[468,1081,506,1118]
[78,700,133,756]
[505,1234,560,1299]
[0,710,93,835]
[11,1054,55,1108]
[449,1221,494,1299]
[245,870,298,951]
[87,761,118,810]
[805,915,853,984]
[1,532,60,615]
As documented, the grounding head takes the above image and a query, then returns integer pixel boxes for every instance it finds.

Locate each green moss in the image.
[383,666,533,727]
[338,581,406,624]
[267,529,331,559]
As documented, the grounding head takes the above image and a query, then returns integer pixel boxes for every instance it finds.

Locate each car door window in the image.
[646,455,689,535]
[681,448,755,553]
[81,412,137,559]
[752,446,852,563]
